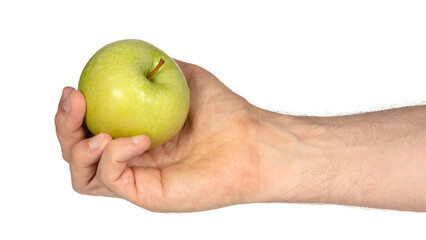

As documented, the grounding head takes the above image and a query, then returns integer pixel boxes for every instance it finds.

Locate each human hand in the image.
[55,60,286,212]
[58,59,426,213]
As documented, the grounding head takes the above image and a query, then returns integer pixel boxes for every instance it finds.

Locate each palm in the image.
[128,61,260,211]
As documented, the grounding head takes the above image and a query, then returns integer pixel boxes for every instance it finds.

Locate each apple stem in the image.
[147,59,165,80]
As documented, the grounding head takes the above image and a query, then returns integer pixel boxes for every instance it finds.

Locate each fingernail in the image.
[62,92,72,113]
[132,135,145,144]
[60,88,67,102]
[89,134,103,150]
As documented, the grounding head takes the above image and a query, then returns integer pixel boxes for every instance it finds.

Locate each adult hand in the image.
[55,60,426,212]
[55,60,289,212]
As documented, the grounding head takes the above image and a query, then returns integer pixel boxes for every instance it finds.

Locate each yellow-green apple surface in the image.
[78,39,190,149]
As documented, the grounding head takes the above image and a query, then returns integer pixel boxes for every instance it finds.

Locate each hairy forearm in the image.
[258,105,426,211]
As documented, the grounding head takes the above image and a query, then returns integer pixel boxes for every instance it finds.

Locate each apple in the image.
[78,39,190,149]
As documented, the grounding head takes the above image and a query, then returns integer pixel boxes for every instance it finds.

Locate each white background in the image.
[1,0,425,239]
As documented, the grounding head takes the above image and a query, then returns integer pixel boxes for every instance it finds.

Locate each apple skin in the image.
[78,39,190,149]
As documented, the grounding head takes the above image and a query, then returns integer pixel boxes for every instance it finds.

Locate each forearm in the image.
[257,105,426,211]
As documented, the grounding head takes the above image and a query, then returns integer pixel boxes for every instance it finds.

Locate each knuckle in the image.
[97,170,114,188]
[54,112,63,132]
[59,144,70,163]
[68,143,84,166]
[99,169,113,185]
[61,152,67,161]
[104,140,119,155]
[103,142,120,162]
[69,146,79,165]
[71,181,86,194]
[54,112,59,127]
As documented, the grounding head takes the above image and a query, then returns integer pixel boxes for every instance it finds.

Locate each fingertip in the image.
[89,133,103,150]
[102,135,151,167]
[89,133,112,149]
[55,89,87,142]
[61,89,86,123]
[62,86,75,97]
[58,87,74,110]
[132,134,151,150]
[64,86,75,92]
[103,133,113,141]
[71,89,86,111]
[132,134,145,144]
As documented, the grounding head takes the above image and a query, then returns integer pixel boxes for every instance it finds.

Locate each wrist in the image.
[252,108,331,204]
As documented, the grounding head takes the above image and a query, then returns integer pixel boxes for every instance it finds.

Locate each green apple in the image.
[78,39,190,149]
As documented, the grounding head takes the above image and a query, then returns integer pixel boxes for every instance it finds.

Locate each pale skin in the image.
[55,60,426,212]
